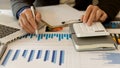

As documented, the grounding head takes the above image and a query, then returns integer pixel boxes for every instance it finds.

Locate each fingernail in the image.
[83,21,86,23]
[87,22,91,26]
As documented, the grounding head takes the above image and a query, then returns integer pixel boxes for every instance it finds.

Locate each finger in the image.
[100,13,108,22]
[83,5,93,23]
[19,18,32,33]
[20,19,32,33]
[95,9,103,21]
[25,9,37,30]
[20,13,35,33]
[18,19,22,28]
[81,15,84,22]
[87,6,98,26]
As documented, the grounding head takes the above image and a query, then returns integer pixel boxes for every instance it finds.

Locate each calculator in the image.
[73,22,110,37]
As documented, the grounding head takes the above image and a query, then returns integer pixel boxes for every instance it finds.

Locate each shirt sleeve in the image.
[16,6,30,19]
[97,0,120,22]
[10,0,35,19]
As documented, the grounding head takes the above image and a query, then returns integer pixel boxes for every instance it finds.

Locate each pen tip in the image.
[35,30,39,37]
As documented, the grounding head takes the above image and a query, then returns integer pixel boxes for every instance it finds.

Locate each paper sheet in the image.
[37,4,84,27]
[0,32,120,68]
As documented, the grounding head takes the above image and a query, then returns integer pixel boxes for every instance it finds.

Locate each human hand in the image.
[19,8,41,33]
[81,5,108,26]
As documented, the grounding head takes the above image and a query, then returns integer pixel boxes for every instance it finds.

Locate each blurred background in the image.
[0,0,11,9]
[0,0,119,20]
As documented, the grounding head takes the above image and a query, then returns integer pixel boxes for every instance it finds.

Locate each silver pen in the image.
[31,6,39,37]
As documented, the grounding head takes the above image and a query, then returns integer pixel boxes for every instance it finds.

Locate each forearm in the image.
[97,0,120,22]
[10,0,35,18]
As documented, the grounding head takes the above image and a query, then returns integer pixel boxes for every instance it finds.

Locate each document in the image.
[0,32,120,68]
[37,4,84,28]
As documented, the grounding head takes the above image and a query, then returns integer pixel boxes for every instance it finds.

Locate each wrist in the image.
[16,6,30,19]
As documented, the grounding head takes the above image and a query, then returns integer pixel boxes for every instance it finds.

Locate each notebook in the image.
[37,4,84,28]
[73,22,110,37]
[0,24,27,59]
[0,10,28,44]
[70,24,117,51]
[0,24,26,44]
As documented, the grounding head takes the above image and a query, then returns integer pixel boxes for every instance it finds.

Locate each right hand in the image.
[81,5,108,26]
[19,8,41,33]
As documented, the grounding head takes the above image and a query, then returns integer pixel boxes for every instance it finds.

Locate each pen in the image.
[31,6,39,37]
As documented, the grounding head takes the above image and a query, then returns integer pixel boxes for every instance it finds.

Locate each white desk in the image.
[0,0,10,9]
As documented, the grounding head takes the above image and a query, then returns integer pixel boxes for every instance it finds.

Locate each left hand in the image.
[81,5,108,26]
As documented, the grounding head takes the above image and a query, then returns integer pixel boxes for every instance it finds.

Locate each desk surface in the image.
[0,0,11,9]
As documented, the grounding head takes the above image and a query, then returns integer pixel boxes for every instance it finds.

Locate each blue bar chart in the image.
[20,33,71,41]
[104,21,120,28]
[1,49,12,66]
[1,49,65,66]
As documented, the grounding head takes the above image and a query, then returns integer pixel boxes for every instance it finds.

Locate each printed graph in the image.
[103,52,120,64]
[20,33,71,41]
[1,49,65,66]
[104,21,120,28]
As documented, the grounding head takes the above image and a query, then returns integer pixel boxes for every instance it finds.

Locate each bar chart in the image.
[104,21,120,28]
[20,33,71,41]
[1,45,120,68]
[1,49,65,66]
